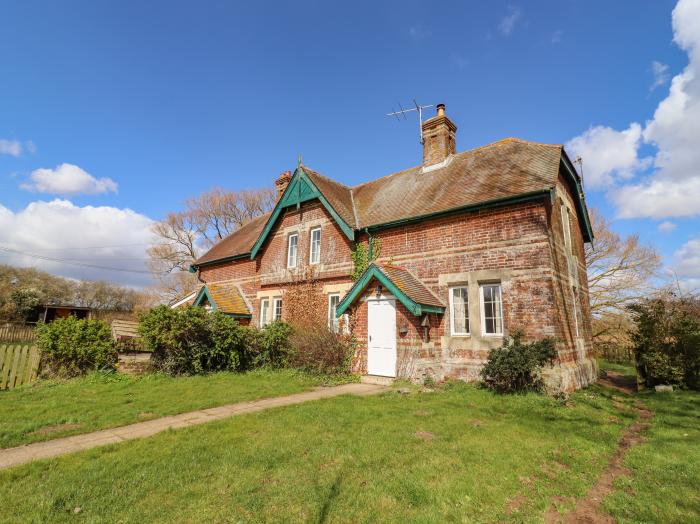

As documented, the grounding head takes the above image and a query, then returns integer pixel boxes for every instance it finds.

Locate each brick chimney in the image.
[422,103,457,166]
[275,171,292,199]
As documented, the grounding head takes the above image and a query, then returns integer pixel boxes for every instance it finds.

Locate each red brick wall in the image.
[196,174,596,390]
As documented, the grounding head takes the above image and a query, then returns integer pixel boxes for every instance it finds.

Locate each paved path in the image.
[0,382,385,470]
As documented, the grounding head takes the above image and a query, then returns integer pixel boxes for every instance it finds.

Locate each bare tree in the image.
[586,208,661,317]
[148,186,275,301]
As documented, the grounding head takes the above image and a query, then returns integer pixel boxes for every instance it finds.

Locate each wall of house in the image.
[199,201,355,328]
[198,177,596,391]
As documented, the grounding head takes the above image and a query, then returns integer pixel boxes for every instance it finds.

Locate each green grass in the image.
[598,358,636,379]
[0,383,639,523]
[604,389,700,523]
[0,369,323,449]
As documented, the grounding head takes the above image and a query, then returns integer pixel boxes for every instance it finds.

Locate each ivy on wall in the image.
[351,237,381,282]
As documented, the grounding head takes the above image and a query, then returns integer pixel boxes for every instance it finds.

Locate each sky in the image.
[0,0,698,289]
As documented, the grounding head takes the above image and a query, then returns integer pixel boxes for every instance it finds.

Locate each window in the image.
[260,298,270,327]
[561,204,572,253]
[328,294,341,332]
[572,286,580,338]
[273,297,283,322]
[480,283,503,336]
[449,286,470,336]
[287,233,298,268]
[309,227,321,265]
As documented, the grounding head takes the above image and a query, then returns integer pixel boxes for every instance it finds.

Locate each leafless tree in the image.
[148,186,275,301]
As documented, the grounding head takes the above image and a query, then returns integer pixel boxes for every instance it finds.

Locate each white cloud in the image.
[0,139,22,157]
[0,199,155,286]
[499,5,522,36]
[657,221,677,233]
[672,237,700,291]
[551,30,563,44]
[565,123,651,188]
[567,0,700,219]
[650,61,670,91]
[21,163,118,196]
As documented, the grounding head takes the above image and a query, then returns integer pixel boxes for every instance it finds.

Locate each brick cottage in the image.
[188,104,597,391]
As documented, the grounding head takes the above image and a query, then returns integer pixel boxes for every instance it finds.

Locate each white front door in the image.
[367,298,397,377]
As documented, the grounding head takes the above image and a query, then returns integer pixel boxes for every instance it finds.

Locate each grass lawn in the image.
[0,382,643,523]
[0,369,323,449]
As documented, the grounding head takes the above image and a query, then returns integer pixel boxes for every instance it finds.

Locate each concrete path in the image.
[0,382,385,470]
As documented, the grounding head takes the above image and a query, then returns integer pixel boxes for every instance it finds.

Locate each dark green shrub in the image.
[480,332,557,393]
[288,324,354,375]
[36,316,117,377]
[246,321,294,369]
[138,306,247,375]
[629,297,700,390]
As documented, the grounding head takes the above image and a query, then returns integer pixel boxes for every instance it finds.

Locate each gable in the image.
[249,166,355,259]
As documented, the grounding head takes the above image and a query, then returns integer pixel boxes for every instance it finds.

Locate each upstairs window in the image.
[449,286,470,336]
[480,283,503,336]
[561,204,572,253]
[310,227,321,265]
[287,233,298,268]
[273,297,283,321]
[260,298,270,328]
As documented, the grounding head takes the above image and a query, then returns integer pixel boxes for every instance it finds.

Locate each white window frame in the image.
[309,227,321,265]
[449,286,470,336]
[287,233,298,268]
[260,298,270,328]
[273,297,283,322]
[479,283,504,337]
[327,293,350,334]
[561,203,572,253]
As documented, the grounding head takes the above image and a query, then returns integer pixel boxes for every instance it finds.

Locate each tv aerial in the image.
[387,99,435,144]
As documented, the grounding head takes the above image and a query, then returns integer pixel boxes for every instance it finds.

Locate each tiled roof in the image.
[194,138,568,266]
[206,282,251,316]
[377,265,444,308]
[194,212,270,266]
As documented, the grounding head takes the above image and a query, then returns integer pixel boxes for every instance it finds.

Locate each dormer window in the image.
[309,227,321,265]
[287,233,298,268]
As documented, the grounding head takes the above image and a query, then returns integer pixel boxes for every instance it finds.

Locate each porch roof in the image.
[336,263,445,317]
[192,282,252,318]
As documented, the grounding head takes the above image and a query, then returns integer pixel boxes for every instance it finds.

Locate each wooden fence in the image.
[0,323,36,343]
[0,344,41,390]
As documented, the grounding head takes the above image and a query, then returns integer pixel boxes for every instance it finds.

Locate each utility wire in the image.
[0,245,156,275]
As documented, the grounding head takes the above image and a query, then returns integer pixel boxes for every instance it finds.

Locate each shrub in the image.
[246,321,294,369]
[629,296,700,390]
[288,324,354,375]
[36,316,117,377]
[138,306,247,375]
[480,332,556,394]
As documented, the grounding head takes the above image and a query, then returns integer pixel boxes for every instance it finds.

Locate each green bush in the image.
[138,306,248,375]
[480,332,556,394]
[36,316,117,377]
[245,321,294,369]
[629,297,700,390]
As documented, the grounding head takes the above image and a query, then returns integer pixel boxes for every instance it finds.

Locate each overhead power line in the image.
[0,245,155,275]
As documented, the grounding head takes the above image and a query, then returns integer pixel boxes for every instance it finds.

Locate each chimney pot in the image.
[436,103,445,116]
[275,171,292,199]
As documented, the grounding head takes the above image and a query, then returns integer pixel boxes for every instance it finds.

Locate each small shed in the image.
[41,304,93,322]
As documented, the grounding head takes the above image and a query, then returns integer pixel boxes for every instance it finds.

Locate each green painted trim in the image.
[250,166,354,259]
[336,263,445,318]
[364,190,552,233]
[190,253,250,272]
[560,152,594,243]
[225,313,253,319]
[192,286,217,312]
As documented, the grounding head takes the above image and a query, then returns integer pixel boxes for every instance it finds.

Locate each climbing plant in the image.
[351,237,381,281]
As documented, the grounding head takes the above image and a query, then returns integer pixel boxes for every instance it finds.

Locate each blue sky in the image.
[0,0,698,287]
